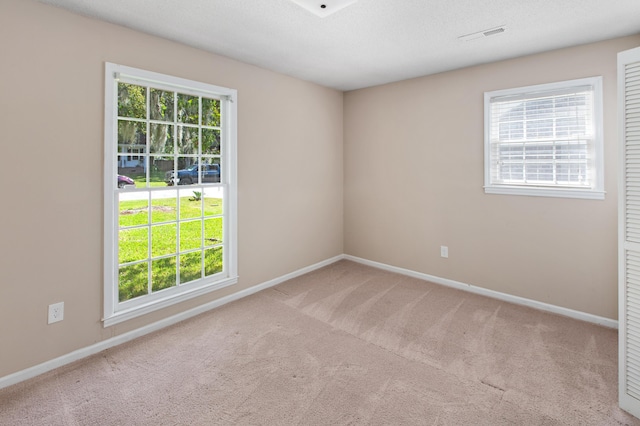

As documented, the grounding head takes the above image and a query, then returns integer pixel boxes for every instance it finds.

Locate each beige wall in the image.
[345,35,640,320]
[0,0,343,377]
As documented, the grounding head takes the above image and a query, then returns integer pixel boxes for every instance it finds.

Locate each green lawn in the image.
[119,195,222,227]
[126,170,168,187]
[118,195,223,302]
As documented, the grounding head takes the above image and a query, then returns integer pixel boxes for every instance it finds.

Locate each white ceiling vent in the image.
[290,0,358,18]
[458,25,507,42]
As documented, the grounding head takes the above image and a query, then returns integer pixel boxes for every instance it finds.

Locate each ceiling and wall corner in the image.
[35,0,640,91]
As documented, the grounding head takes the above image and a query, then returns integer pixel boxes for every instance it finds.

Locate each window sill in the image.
[103,276,238,327]
[484,185,605,200]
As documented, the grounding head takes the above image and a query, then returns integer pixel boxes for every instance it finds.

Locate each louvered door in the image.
[620,45,640,418]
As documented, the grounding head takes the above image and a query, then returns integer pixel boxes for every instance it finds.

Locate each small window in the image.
[104,63,238,326]
[484,77,604,199]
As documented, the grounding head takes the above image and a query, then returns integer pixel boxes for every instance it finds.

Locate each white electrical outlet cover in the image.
[48,302,64,324]
[290,0,358,17]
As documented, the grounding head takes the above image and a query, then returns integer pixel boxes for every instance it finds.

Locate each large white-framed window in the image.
[104,63,238,326]
[484,77,604,199]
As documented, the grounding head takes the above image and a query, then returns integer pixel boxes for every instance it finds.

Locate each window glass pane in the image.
[204,187,224,217]
[119,262,148,302]
[204,217,223,247]
[119,195,148,227]
[150,123,173,154]
[199,160,221,184]
[151,257,177,292]
[557,163,587,184]
[204,247,223,277]
[505,104,524,121]
[202,128,220,155]
[180,187,202,220]
[202,98,220,127]
[498,121,523,140]
[118,156,147,188]
[499,162,523,181]
[149,89,174,122]
[119,228,148,264]
[197,158,219,183]
[118,121,146,153]
[177,125,198,155]
[525,98,553,119]
[556,117,580,138]
[168,158,198,186]
[556,142,587,160]
[151,191,177,224]
[180,252,202,284]
[498,144,523,160]
[526,119,553,138]
[151,224,177,257]
[525,163,553,182]
[151,156,173,173]
[556,94,587,110]
[177,93,199,124]
[116,164,139,189]
[524,144,553,160]
[118,83,146,119]
[180,220,202,252]
[144,156,169,187]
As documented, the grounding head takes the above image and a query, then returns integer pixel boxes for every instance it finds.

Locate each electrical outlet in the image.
[440,246,449,258]
[48,302,64,324]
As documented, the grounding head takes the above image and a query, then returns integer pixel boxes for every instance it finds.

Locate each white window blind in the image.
[484,77,604,199]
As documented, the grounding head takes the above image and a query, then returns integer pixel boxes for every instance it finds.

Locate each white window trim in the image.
[103,63,238,327]
[483,77,605,200]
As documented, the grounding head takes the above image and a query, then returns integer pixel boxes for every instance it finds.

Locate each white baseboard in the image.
[0,255,344,391]
[0,253,617,390]
[344,255,618,329]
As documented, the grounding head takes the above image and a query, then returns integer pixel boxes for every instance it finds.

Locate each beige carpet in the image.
[1,260,639,425]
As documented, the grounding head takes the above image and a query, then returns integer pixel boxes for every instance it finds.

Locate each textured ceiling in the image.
[37,0,640,91]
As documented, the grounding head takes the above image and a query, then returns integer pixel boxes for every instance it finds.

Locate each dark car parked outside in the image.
[165,164,220,185]
[118,174,135,188]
